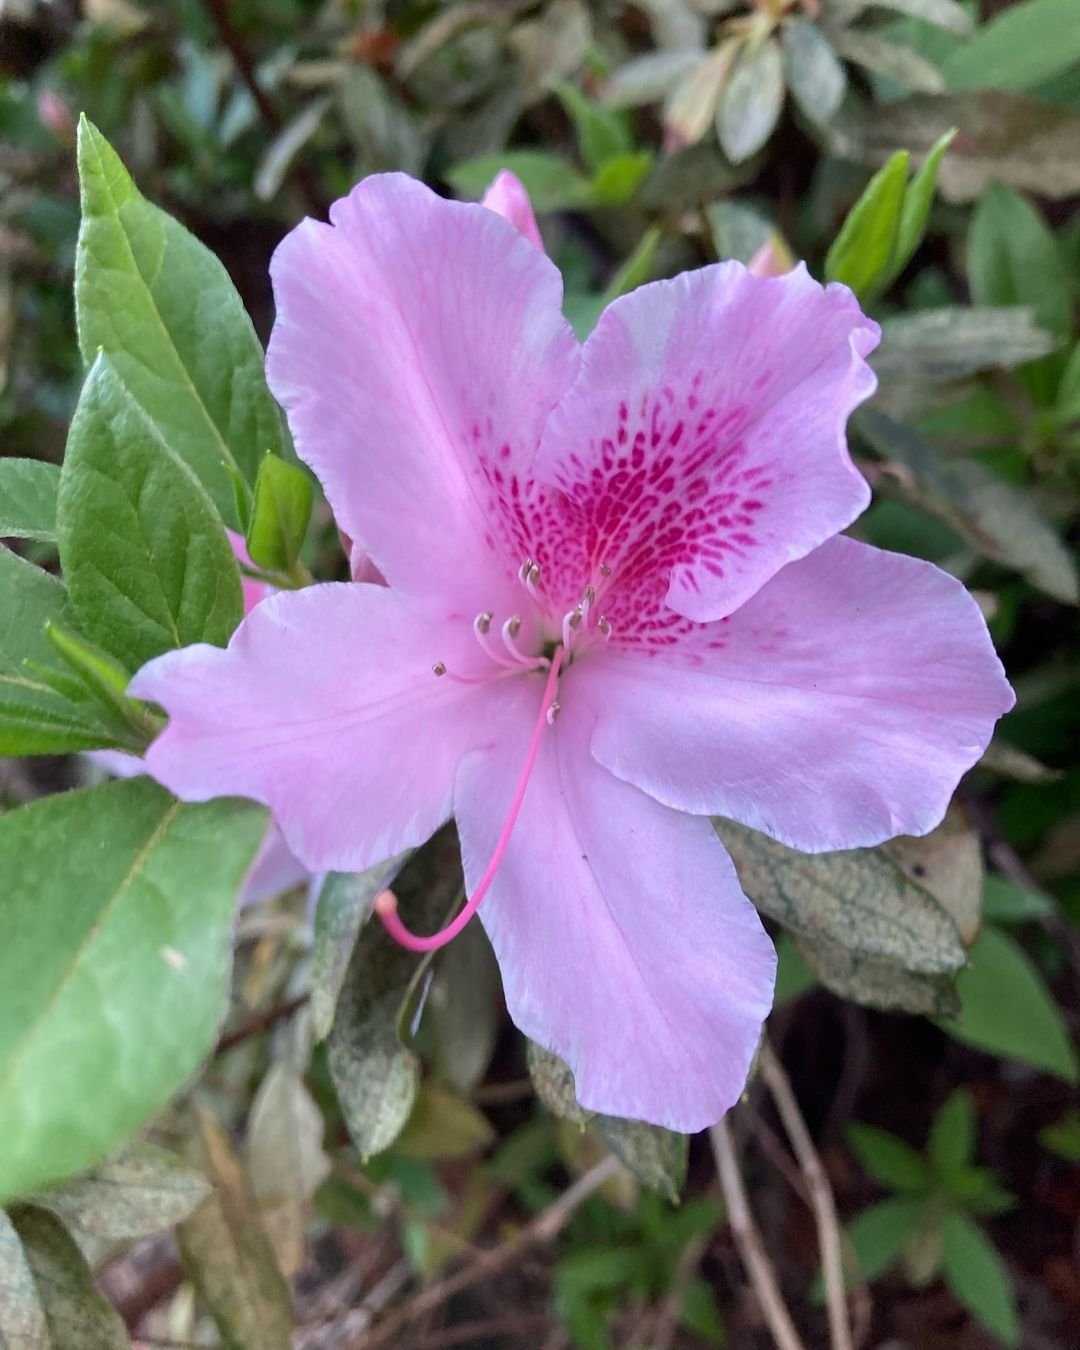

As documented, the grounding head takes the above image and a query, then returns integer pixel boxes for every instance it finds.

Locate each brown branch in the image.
[710,1118,806,1350]
[214,992,309,1054]
[759,1042,854,1350]
[353,1154,623,1349]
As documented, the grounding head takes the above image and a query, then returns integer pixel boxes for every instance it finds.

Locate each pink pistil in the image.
[375,646,565,952]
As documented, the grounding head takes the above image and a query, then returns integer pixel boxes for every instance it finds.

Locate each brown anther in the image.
[507,614,522,638]
[583,585,596,606]
[568,607,583,630]
[476,611,493,634]
[600,563,612,578]
[598,616,612,638]
[432,661,447,676]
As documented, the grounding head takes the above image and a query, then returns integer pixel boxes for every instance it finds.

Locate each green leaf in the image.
[979,741,1061,786]
[447,151,590,211]
[968,183,1071,338]
[847,1124,929,1192]
[928,1089,976,1179]
[429,918,501,1095]
[944,0,1080,94]
[717,38,785,164]
[34,1141,210,1242]
[854,410,1079,604]
[8,1207,129,1347]
[1055,341,1080,424]
[553,81,631,173]
[873,307,1057,382]
[526,1043,687,1200]
[706,200,773,264]
[782,19,846,125]
[716,820,966,975]
[1039,1109,1080,1163]
[245,454,314,575]
[981,875,1054,925]
[850,0,973,36]
[884,128,956,286]
[57,355,244,672]
[943,926,1079,1083]
[310,855,412,1041]
[825,151,910,302]
[940,1211,1020,1347]
[0,1208,49,1348]
[0,459,60,543]
[75,117,284,527]
[395,1083,496,1161]
[178,1104,293,1350]
[844,1196,924,1283]
[0,546,124,756]
[585,151,654,206]
[326,873,454,1158]
[793,931,962,1017]
[46,622,159,748]
[773,933,818,1006]
[601,225,663,304]
[0,779,266,1203]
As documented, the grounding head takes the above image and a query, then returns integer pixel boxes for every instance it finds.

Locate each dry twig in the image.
[710,1117,806,1350]
[759,1042,855,1350]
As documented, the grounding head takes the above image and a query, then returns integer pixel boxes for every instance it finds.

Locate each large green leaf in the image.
[0,459,60,543]
[782,19,846,126]
[7,1206,129,1348]
[0,779,266,1203]
[944,0,1080,94]
[717,38,785,164]
[57,355,244,672]
[0,546,123,756]
[873,307,1057,382]
[75,117,284,527]
[716,820,966,974]
[940,1211,1020,1347]
[792,931,962,1017]
[968,184,1071,338]
[942,926,1078,1083]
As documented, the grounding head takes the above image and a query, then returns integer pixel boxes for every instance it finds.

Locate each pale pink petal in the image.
[583,536,1014,852]
[481,170,544,251]
[455,690,776,1131]
[130,584,504,872]
[533,262,878,624]
[267,174,578,614]
[240,827,311,906]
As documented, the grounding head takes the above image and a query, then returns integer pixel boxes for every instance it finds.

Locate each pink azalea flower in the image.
[129,172,1013,1131]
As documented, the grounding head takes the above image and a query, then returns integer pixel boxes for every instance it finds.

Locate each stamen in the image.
[583,585,596,608]
[475,611,494,635]
[561,606,583,651]
[597,616,612,639]
[599,563,612,578]
[501,615,547,670]
[432,661,446,676]
[474,611,527,671]
[517,559,542,591]
[376,648,566,953]
[546,699,560,725]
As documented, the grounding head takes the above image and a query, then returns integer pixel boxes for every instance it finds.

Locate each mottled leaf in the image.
[717,38,785,164]
[884,811,983,948]
[717,819,966,974]
[57,355,244,672]
[9,1207,128,1348]
[602,50,705,109]
[327,875,453,1158]
[829,91,1080,202]
[783,19,846,125]
[0,1208,49,1349]
[246,1063,331,1278]
[0,780,265,1203]
[873,307,1057,382]
[75,118,284,526]
[832,30,944,93]
[178,1104,293,1350]
[793,931,962,1017]
[843,0,973,36]
[34,1141,209,1242]
[429,919,502,1095]
[0,459,59,543]
[310,854,411,1041]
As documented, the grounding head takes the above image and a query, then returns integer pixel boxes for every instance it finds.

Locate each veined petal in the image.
[481,170,544,251]
[533,262,878,626]
[583,536,1014,852]
[130,584,505,872]
[267,173,578,614]
[455,694,776,1131]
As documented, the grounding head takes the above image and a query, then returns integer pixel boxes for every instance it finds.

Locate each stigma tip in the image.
[373,889,398,916]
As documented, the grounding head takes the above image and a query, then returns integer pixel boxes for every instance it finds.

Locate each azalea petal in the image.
[533,262,878,624]
[583,536,1014,852]
[267,173,578,612]
[455,693,776,1131]
[481,170,544,251]
[130,584,504,871]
